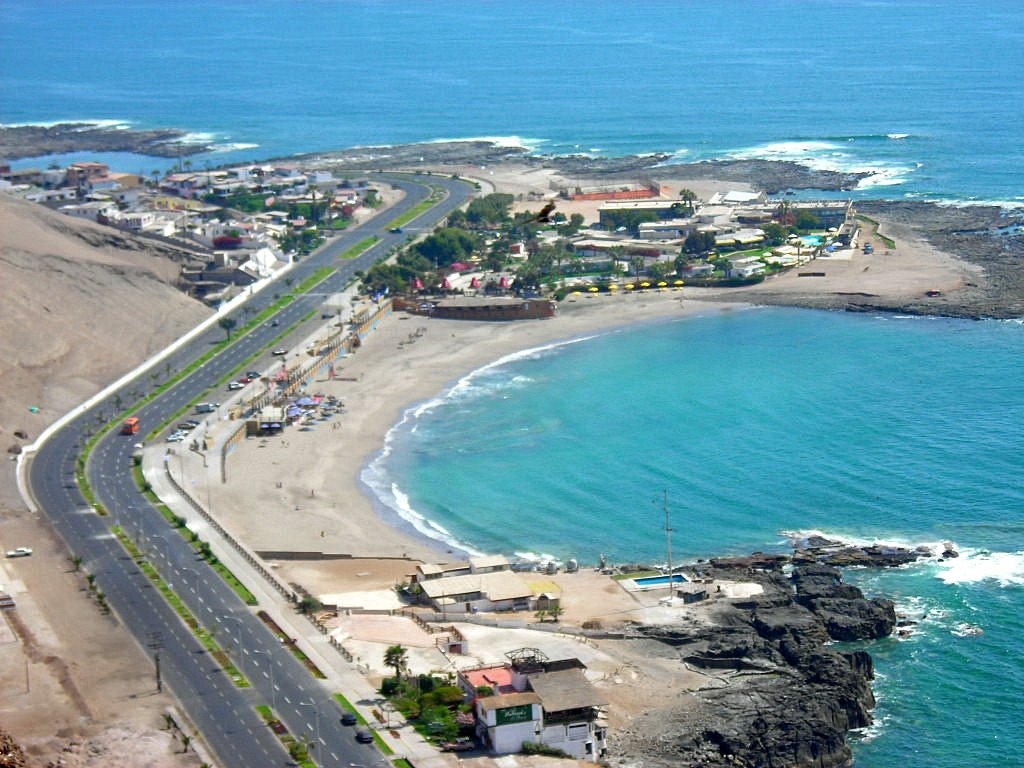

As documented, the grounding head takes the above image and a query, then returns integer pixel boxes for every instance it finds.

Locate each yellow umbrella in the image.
[673,279,684,285]
[657,281,668,287]
[625,283,635,289]
[588,286,599,292]
[640,281,651,288]
[570,290,581,296]
[608,283,619,290]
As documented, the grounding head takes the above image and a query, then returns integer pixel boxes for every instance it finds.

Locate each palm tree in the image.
[218,317,237,340]
[383,644,408,682]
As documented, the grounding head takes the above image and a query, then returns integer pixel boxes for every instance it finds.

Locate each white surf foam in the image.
[780,528,948,557]
[209,142,260,153]
[361,333,605,556]
[408,334,600,420]
[423,135,548,152]
[724,139,916,188]
[935,549,1024,587]
[1,118,133,130]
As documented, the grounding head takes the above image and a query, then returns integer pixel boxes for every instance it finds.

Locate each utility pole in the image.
[664,490,674,602]
[147,631,164,692]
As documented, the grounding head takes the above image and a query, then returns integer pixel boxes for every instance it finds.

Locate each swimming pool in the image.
[800,235,824,247]
[633,574,687,587]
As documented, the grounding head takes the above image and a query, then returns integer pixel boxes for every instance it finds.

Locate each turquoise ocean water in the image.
[3,1,1023,764]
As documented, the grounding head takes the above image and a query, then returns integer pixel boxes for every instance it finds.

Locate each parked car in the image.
[340,712,358,726]
[354,729,374,744]
[184,419,201,428]
[441,739,475,752]
[272,349,287,356]
[227,381,244,390]
[176,422,196,431]
[166,432,186,443]
[5,547,33,558]
[388,227,403,234]
[245,371,261,379]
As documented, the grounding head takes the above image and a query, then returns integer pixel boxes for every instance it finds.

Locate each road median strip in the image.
[111,525,250,687]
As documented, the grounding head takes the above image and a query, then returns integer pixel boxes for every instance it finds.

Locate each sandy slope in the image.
[0,192,211,506]
[0,192,210,767]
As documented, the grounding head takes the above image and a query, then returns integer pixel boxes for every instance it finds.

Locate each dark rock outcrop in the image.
[0,122,213,159]
[610,556,905,768]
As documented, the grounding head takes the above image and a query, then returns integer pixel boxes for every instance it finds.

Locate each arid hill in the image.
[0,192,210,506]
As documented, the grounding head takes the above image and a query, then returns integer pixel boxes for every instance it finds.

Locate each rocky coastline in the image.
[0,122,213,160]
[609,538,947,768]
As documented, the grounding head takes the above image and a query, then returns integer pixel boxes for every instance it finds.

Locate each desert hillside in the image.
[0,192,211,507]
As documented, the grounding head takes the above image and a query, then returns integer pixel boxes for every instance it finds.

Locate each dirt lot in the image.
[0,505,205,767]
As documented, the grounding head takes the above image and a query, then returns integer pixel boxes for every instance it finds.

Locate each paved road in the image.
[26,173,475,767]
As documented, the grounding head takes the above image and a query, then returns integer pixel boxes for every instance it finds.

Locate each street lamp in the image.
[297,699,321,752]
[252,649,277,711]
[222,615,245,675]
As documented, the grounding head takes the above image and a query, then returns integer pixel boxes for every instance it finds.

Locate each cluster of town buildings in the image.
[0,159,379,304]
[566,189,857,282]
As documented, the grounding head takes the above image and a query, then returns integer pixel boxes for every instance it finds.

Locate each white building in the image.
[459,650,608,762]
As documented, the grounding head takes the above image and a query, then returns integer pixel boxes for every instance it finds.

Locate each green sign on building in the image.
[495,704,533,725]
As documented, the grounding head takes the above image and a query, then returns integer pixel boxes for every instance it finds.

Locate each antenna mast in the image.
[664,489,673,600]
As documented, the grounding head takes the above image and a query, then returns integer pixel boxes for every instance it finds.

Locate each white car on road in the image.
[5,547,32,558]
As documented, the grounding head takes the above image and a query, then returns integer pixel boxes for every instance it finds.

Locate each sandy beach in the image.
[203,167,982,581]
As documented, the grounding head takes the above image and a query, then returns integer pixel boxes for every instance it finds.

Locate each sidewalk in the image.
[141,301,458,768]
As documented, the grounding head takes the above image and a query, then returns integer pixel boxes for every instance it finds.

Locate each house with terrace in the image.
[457,648,608,762]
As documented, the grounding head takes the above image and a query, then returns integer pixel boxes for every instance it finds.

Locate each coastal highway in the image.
[25,173,475,767]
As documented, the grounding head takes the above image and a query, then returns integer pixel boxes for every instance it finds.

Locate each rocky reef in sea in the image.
[608,540,942,768]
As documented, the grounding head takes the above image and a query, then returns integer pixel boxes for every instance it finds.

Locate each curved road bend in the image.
[27,174,475,767]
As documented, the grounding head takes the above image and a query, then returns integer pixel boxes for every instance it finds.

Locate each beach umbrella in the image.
[640,281,651,288]
[657,281,668,287]
[413,276,424,291]
[625,283,635,289]
[499,275,509,288]
[441,277,452,290]
[470,276,481,289]
[588,286,599,292]
[608,283,619,290]
[673,279,684,286]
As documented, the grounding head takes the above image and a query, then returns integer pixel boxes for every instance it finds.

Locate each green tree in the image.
[557,213,585,237]
[218,317,237,340]
[795,211,821,231]
[762,222,788,246]
[683,231,716,255]
[630,256,645,282]
[384,644,408,682]
[465,193,514,226]
[298,596,323,615]
[415,228,478,268]
[649,260,674,281]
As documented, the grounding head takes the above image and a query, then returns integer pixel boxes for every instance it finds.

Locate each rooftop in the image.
[478,691,542,712]
[527,668,607,713]
[420,570,533,602]
[461,665,516,694]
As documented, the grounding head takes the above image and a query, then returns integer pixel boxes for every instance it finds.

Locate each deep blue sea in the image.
[3,2,1023,765]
